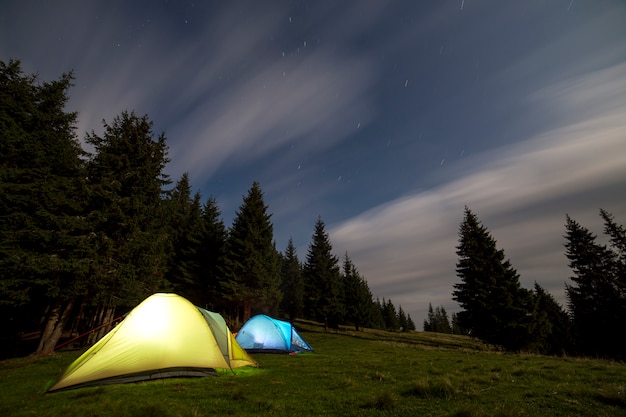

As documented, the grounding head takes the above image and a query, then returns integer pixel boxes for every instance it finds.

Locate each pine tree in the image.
[342,253,374,331]
[382,298,400,331]
[439,306,452,333]
[423,303,435,332]
[303,217,343,330]
[423,303,452,333]
[406,314,416,331]
[453,207,533,351]
[196,196,227,310]
[451,313,467,335]
[280,238,304,322]
[565,212,625,359]
[83,111,171,325]
[397,305,408,332]
[434,306,452,333]
[222,182,280,323]
[86,111,171,294]
[530,282,572,355]
[600,209,626,309]
[0,60,88,355]
[163,173,204,304]
[370,298,386,330]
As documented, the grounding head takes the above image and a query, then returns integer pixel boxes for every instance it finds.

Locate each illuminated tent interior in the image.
[48,293,257,392]
[235,314,313,353]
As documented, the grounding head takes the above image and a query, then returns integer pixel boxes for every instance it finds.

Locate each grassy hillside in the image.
[1,322,625,417]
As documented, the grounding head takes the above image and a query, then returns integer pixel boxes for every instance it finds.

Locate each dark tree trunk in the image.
[35,299,75,355]
[243,300,251,324]
[87,304,106,345]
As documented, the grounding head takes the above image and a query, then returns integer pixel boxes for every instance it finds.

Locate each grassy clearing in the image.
[1,322,625,416]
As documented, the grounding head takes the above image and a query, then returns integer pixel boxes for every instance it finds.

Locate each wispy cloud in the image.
[169,48,376,179]
[22,2,381,172]
[164,3,392,180]
[330,62,626,323]
[4,0,624,328]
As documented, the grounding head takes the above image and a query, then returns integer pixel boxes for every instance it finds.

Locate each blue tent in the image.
[235,315,313,353]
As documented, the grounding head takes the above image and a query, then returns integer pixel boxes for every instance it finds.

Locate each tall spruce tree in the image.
[0,60,88,355]
[196,196,227,310]
[370,297,386,330]
[84,111,171,319]
[424,303,435,332]
[564,212,625,359]
[453,207,533,351]
[303,217,343,329]
[406,313,417,331]
[397,305,408,332]
[600,209,626,309]
[341,253,373,331]
[530,282,572,355]
[222,182,280,323]
[163,173,204,304]
[381,298,400,331]
[279,238,304,322]
[423,303,452,333]
[451,313,467,335]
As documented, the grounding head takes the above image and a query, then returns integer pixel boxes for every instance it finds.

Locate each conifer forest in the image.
[1,60,624,360]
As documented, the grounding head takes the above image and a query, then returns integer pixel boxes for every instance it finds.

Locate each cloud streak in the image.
[3,0,625,328]
[170,48,376,179]
[330,62,626,324]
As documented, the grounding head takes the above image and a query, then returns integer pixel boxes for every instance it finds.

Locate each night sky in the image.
[3,0,626,325]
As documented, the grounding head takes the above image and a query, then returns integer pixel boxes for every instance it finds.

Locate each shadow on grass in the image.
[593,391,626,408]
[362,391,396,411]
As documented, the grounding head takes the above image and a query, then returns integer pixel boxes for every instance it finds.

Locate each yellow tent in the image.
[48,293,256,392]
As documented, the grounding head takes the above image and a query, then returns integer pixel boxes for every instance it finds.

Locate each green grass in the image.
[1,321,625,416]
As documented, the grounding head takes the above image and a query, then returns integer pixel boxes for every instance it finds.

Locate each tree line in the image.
[448,206,625,360]
[3,60,622,361]
[0,60,414,359]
